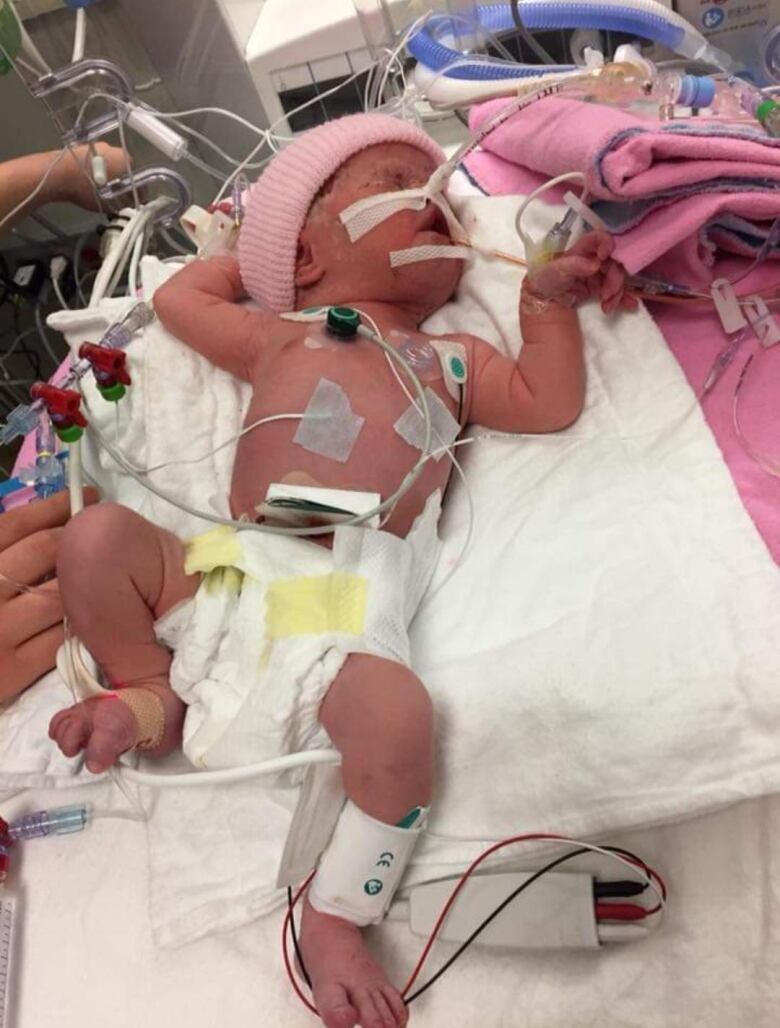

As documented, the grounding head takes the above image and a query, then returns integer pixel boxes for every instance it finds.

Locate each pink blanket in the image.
[465,97,780,284]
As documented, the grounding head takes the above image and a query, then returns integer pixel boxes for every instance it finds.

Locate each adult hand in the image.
[0,487,98,703]
[51,142,130,211]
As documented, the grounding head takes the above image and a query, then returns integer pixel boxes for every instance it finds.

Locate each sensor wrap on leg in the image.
[308,799,428,926]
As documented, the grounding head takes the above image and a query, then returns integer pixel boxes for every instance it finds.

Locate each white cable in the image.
[406,833,666,916]
[114,412,306,477]
[51,275,70,311]
[80,321,433,536]
[128,228,146,298]
[0,149,67,236]
[16,14,50,74]
[353,306,476,583]
[212,62,379,205]
[72,7,86,63]
[118,749,341,787]
[68,438,84,515]
[514,172,586,258]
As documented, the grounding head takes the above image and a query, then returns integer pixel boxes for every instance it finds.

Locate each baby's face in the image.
[296,142,463,315]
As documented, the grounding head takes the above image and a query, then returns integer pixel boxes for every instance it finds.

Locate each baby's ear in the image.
[294,236,325,288]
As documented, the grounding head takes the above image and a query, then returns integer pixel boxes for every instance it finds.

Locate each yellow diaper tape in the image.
[115,687,166,751]
[266,571,368,638]
[308,799,429,927]
[184,525,241,576]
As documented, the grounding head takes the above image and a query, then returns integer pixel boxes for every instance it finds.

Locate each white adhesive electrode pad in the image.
[293,378,365,463]
[389,245,471,268]
[308,800,428,926]
[394,388,461,460]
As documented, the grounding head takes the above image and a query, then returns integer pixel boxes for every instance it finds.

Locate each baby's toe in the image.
[380,985,408,1027]
[315,983,358,1028]
[353,987,394,1028]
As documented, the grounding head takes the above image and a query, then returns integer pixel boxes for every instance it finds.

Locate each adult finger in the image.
[0,581,63,648]
[0,527,61,601]
[0,487,99,551]
[0,623,64,703]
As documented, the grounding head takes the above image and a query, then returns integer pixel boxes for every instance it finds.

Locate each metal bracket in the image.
[98,167,192,226]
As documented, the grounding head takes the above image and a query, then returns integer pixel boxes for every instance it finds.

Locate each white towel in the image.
[2,178,780,947]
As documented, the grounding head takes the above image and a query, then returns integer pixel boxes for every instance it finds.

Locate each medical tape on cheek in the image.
[339,164,465,245]
[339,187,428,242]
[293,378,365,463]
[389,244,471,268]
[308,799,429,926]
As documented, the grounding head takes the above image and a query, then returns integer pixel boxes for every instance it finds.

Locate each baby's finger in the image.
[51,710,91,758]
[600,261,625,304]
[569,231,614,262]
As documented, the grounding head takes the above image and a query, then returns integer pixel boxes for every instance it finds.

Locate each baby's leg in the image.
[300,653,434,1028]
[49,502,199,772]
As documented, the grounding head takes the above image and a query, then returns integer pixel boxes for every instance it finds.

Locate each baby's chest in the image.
[251,328,459,428]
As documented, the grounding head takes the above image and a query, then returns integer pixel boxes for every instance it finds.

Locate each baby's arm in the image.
[469,233,635,433]
[153,254,273,381]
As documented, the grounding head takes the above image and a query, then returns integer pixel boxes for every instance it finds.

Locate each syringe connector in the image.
[6,804,89,842]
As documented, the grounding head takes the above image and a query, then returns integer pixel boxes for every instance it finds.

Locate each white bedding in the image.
[2,175,780,1022]
[2,177,780,951]
[6,783,780,1027]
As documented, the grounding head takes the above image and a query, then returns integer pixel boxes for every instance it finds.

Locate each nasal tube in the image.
[407,0,734,79]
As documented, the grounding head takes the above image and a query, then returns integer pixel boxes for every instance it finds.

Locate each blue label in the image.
[702,8,725,29]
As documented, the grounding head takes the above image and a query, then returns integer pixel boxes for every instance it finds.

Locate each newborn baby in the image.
[49,114,633,1028]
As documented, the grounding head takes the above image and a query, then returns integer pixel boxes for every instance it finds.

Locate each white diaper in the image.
[155,492,441,778]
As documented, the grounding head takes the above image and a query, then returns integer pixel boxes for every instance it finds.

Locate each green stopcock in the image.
[756,99,780,124]
[98,382,126,402]
[54,424,84,444]
[0,1,23,76]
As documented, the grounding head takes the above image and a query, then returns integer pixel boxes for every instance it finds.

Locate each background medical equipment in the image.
[0,803,88,1028]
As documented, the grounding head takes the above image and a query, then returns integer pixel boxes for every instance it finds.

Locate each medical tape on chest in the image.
[293,378,365,463]
[339,165,465,244]
[394,387,460,460]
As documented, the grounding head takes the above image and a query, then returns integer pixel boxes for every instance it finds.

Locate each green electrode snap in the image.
[326,306,360,340]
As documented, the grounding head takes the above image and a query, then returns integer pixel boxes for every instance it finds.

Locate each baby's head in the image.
[238,114,463,320]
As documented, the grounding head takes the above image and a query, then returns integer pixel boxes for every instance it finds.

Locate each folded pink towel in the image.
[468,97,780,201]
[465,97,780,284]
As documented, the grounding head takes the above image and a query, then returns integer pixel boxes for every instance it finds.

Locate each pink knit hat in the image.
[237,113,445,312]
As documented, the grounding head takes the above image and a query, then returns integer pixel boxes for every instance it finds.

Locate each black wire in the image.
[457,384,464,425]
[287,842,659,1007]
[509,0,557,66]
[287,886,313,990]
[405,843,658,1005]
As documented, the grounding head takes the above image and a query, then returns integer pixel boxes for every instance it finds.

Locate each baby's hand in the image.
[523,231,638,314]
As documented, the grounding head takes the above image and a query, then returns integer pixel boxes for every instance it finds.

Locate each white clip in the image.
[710,278,748,335]
[563,192,608,234]
[744,294,780,348]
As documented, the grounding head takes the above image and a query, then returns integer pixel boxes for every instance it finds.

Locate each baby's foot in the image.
[299,898,408,1028]
[49,694,137,773]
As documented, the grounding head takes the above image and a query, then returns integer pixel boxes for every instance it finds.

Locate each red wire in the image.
[594,902,649,922]
[282,872,318,1017]
[400,833,666,999]
[283,835,667,1014]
